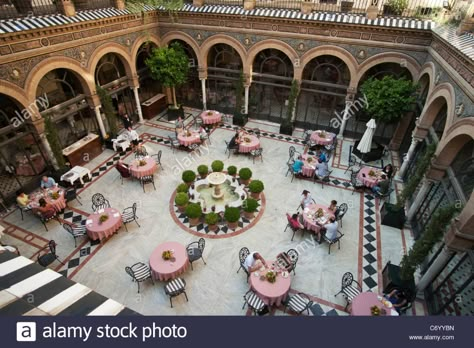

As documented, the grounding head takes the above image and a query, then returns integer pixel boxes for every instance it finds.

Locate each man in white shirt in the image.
[126,127,139,149]
[317,216,338,244]
[315,159,329,178]
[244,251,268,273]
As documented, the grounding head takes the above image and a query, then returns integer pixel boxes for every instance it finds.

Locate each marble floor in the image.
[0,110,428,316]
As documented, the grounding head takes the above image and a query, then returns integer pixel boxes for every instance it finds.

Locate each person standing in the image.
[127,127,139,150]
[122,114,132,129]
[300,190,312,210]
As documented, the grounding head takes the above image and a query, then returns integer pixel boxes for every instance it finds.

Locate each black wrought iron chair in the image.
[302,130,312,146]
[151,150,163,170]
[284,293,313,315]
[322,230,344,255]
[286,249,298,275]
[242,289,266,315]
[115,164,132,185]
[64,187,82,206]
[91,193,110,212]
[236,247,250,280]
[250,148,263,164]
[374,188,394,203]
[252,128,261,138]
[336,203,348,228]
[35,208,60,232]
[125,262,153,293]
[287,162,299,183]
[314,170,333,188]
[17,204,32,221]
[165,278,188,308]
[168,136,181,153]
[122,203,140,232]
[334,272,362,310]
[37,240,65,267]
[140,175,156,193]
[285,213,304,241]
[345,155,361,174]
[62,223,87,247]
[351,172,365,195]
[186,238,206,270]
[288,146,296,164]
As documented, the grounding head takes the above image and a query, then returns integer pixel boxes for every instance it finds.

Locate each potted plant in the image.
[146,42,189,121]
[224,207,241,230]
[383,0,408,16]
[340,0,354,13]
[205,212,219,232]
[182,170,196,186]
[197,164,209,179]
[248,180,264,200]
[44,115,67,170]
[176,183,189,194]
[175,192,189,213]
[97,86,119,140]
[233,72,248,126]
[185,203,202,226]
[238,168,252,186]
[211,160,224,172]
[242,198,259,219]
[280,80,299,135]
[227,165,237,177]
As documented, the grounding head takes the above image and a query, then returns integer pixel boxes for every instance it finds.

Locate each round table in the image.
[310,131,335,146]
[85,207,122,241]
[177,130,201,147]
[301,154,318,177]
[129,157,158,178]
[238,135,260,153]
[249,262,291,306]
[357,167,384,188]
[200,110,222,125]
[29,187,66,213]
[302,203,335,235]
[351,292,399,316]
[149,241,190,281]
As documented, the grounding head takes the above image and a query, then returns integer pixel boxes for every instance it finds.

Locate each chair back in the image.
[63,223,73,236]
[239,247,250,266]
[286,249,298,269]
[92,193,107,207]
[337,203,348,219]
[289,146,295,161]
[341,272,354,288]
[116,164,131,178]
[65,188,77,202]
[197,238,205,253]
[125,266,136,280]
[349,155,356,167]
[39,207,56,220]
[48,240,57,256]
[157,150,162,163]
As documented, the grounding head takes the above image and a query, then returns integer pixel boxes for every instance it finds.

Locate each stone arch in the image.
[88,42,135,81]
[417,83,456,135]
[130,33,161,71]
[300,45,358,88]
[246,39,298,77]
[200,34,247,71]
[0,80,30,111]
[25,56,94,104]
[161,31,203,68]
[417,62,436,99]
[435,118,474,166]
[356,52,421,85]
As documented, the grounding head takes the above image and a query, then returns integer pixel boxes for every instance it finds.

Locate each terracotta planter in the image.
[226,221,239,230]
[185,181,193,187]
[250,192,261,200]
[240,179,251,186]
[199,173,208,179]
[189,217,200,226]
[208,224,218,232]
[243,211,255,220]
[177,204,187,213]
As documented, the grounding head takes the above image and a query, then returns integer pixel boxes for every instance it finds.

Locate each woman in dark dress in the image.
[383,164,394,179]
[122,114,132,129]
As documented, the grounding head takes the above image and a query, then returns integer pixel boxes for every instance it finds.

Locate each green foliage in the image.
[386,0,408,15]
[211,160,224,172]
[224,207,241,223]
[396,143,437,209]
[174,192,189,206]
[234,71,245,115]
[176,183,189,193]
[248,180,264,193]
[185,203,202,219]
[227,165,237,176]
[205,212,219,225]
[238,168,252,180]
[286,80,299,121]
[126,0,184,14]
[197,165,209,176]
[44,115,66,169]
[182,170,196,183]
[400,204,460,280]
[361,76,418,123]
[242,198,259,213]
[97,85,119,136]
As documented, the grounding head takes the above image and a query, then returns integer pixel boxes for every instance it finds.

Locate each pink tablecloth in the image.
[302,203,335,234]
[238,135,260,153]
[86,207,122,241]
[200,110,222,125]
[177,131,202,146]
[129,158,157,178]
[357,167,384,188]
[301,154,318,177]
[351,292,399,316]
[310,131,336,146]
[29,187,66,213]
[249,261,291,306]
[149,241,190,281]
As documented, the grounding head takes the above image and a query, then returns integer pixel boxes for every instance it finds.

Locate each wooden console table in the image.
[141,94,167,119]
[62,134,102,167]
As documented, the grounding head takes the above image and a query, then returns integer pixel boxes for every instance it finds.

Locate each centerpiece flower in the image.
[368,170,375,177]
[138,160,147,167]
[266,270,277,283]
[207,111,213,116]
[244,137,251,143]
[307,157,313,163]
[320,130,327,138]
[316,208,324,218]
[370,305,381,316]
[50,192,59,199]
[99,214,109,224]
[162,250,173,261]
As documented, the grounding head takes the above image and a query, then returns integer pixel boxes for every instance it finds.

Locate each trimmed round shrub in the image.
[227,165,237,176]
[182,170,196,183]
[242,198,259,213]
[185,203,202,219]
[176,183,189,193]
[197,165,209,176]
[239,168,252,180]
[248,180,264,193]
[211,160,224,172]
[205,212,219,225]
[224,207,241,223]
[175,192,189,206]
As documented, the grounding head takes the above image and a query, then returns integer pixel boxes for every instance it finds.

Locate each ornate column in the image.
[199,68,207,110]
[416,245,454,292]
[406,178,436,221]
[396,136,421,180]
[94,106,107,138]
[337,91,355,139]
[39,133,59,170]
[132,87,144,123]
[244,73,252,115]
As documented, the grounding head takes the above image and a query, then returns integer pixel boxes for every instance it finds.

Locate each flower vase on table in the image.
[368,170,375,177]
[138,160,147,167]
[98,214,109,225]
[162,250,175,262]
[266,270,277,283]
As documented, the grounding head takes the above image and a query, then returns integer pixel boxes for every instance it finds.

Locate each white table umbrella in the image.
[357,119,377,155]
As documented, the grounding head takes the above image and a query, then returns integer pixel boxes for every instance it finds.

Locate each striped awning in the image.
[0,4,433,35]
[433,25,474,62]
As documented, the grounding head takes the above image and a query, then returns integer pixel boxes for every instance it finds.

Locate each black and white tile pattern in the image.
[362,193,378,292]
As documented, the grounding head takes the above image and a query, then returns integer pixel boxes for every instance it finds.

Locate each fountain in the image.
[206,172,227,200]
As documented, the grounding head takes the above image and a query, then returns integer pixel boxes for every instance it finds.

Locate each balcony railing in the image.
[0,0,58,20]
